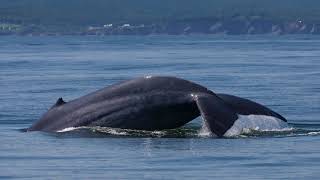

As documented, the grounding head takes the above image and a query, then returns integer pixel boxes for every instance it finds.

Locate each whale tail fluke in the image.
[195,93,287,137]
[217,93,287,122]
[195,94,238,137]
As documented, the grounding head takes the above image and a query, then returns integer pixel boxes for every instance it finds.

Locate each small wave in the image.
[91,127,129,136]
[91,127,177,137]
[307,131,320,136]
[24,43,46,46]
[55,126,199,138]
[53,120,320,139]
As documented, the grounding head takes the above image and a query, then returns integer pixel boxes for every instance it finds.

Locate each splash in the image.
[93,127,166,137]
[224,114,289,137]
[53,118,320,139]
[93,127,129,136]
[198,121,215,137]
[307,131,320,136]
[198,114,290,137]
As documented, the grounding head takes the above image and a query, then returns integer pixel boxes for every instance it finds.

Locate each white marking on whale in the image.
[190,93,198,98]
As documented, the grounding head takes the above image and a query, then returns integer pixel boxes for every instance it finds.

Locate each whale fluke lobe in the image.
[195,94,238,137]
[217,94,287,122]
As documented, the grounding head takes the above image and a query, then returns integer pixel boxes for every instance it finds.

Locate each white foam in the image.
[57,127,79,132]
[90,127,128,135]
[224,114,289,137]
[307,131,320,136]
[198,121,216,137]
[103,128,128,135]
[151,131,165,136]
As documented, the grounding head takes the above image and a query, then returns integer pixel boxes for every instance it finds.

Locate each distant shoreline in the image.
[1,18,320,36]
[2,0,320,36]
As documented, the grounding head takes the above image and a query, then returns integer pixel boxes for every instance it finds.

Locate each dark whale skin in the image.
[28,76,210,132]
[27,76,286,136]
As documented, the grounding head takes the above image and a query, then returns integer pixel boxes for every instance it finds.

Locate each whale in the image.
[27,76,287,137]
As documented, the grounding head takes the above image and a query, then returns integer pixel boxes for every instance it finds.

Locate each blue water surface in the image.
[0,35,319,179]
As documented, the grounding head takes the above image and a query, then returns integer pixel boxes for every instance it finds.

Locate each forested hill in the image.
[1,0,320,35]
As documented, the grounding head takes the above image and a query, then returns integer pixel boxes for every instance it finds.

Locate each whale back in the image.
[83,76,210,100]
[63,76,213,110]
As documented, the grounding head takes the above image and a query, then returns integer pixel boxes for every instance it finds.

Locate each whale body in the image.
[27,76,287,137]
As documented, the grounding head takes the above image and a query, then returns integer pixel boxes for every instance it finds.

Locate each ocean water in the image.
[0,35,319,179]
